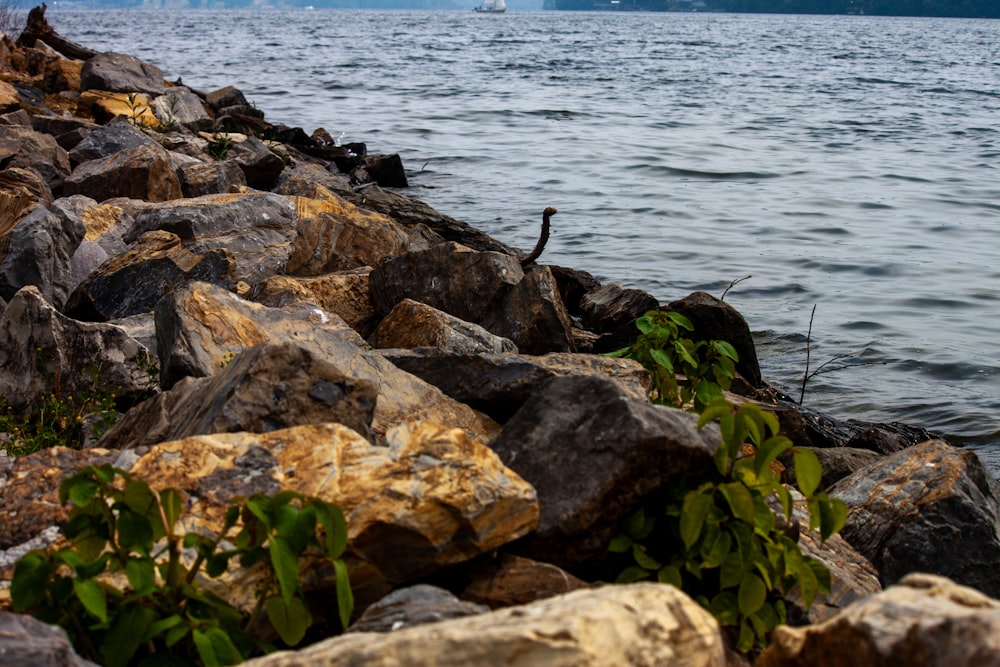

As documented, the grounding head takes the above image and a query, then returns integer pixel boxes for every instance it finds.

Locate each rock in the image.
[150,86,211,129]
[489,375,720,570]
[241,583,726,667]
[461,553,593,610]
[96,342,378,449]
[111,311,157,359]
[57,196,135,294]
[478,264,574,354]
[67,118,158,167]
[77,90,159,127]
[251,270,375,337]
[0,109,32,127]
[42,56,83,94]
[153,281,499,442]
[63,143,183,203]
[177,159,246,197]
[830,439,1000,597]
[0,123,71,192]
[579,282,660,333]
[125,191,298,286]
[549,264,603,315]
[0,81,18,114]
[0,286,158,415]
[79,51,165,97]
[66,230,234,321]
[225,135,284,190]
[0,611,101,667]
[273,162,353,199]
[371,299,517,354]
[0,167,52,224]
[204,85,249,112]
[347,585,489,634]
[382,349,649,423]
[757,573,1000,667]
[30,115,100,152]
[0,204,84,309]
[779,446,880,492]
[287,193,427,276]
[358,153,408,188]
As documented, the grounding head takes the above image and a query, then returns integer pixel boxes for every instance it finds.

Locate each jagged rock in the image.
[0,109,32,127]
[665,291,762,387]
[251,270,375,337]
[63,143,182,203]
[31,115,100,151]
[79,51,165,96]
[153,281,499,442]
[96,342,378,449]
[0,611,100,667]
[758,573,1000,667]
[579,282,660,333]
[382,349,649,423]
[371,299,517,355]
[479,264,574,354]
[830,440,1000,597]
[204,85,249,112]
[779,446,880,492]
[0,286,157,414]
[177,159,246,197]
[42,56,82,94]
[0,123,71,192]
[151,86,211,128]
[287,194,427,276]
[67,118,159,167]
[0,80,18,114]
[347,585,489,634]
[124,191,297,286]
[77,90,159,127]
[273,162,354,198]
[66,230,234,321]
[549,264,602,315]
[488,375,720,570]
[241,583,726,667]
[0,204,84,308]
[56,196,134,293]
[0,167,52,224]
[461,553,593,610]
[225,135,284,190]
[111,311,157,359]
[358,153,408,188]
[152,130,210,160]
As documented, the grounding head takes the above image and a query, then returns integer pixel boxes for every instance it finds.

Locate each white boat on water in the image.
[474,0,506,13]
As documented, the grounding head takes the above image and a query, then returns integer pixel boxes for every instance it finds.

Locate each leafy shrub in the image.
[12,465,353,667]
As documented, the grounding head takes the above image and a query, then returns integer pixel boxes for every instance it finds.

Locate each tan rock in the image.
[758,573,1000,667]
[462,553,593,610]
[251,270,375,336]
[63,143,182,202]
[43,57,82,93]
[371,298,517,354]
[0,81,19,114]
[242,583,727,667]
[78,90,159,127]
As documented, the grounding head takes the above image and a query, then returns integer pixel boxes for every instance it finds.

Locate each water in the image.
[53,9,1000,470]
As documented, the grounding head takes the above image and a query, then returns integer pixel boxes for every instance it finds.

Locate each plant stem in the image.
[799,305,816,405]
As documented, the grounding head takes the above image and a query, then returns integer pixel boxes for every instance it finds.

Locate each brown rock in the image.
[43,57,83,94]
[370,299,517,354]
[251,269,375,337]
[177,160,246,197]
[63,143,182,203]
[0,123,71,192]
[0,80,21,114]
[347,585,488,634]
[462,553,592,610]
[579,282,659,333]
[479,263,574,354]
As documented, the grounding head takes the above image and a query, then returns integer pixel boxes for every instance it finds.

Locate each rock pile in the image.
[2,7,1000,666]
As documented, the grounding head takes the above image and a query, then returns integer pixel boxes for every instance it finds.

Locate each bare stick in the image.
[799,305,817,405]
[521,207,558,268]
[721,274,752,301]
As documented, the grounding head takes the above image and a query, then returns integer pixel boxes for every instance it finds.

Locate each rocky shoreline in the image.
[2,6,1000,665]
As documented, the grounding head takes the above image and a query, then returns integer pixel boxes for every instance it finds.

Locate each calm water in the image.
[55,10,1000,470]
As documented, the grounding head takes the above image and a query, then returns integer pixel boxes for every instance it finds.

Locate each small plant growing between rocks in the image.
[12,465,354,667]
[125,92,150,129]
[209,133,233,160]
[608,310,848,653]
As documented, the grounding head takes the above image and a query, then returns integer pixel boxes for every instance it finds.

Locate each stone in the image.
[489,375,720,570]
[830,439,1000,597]
[77,90,159,127]
[287,194,426,276]
[0,166,52,224]
[579,282,660,333]
[241,583,727,667]
[150,86,211,128]
[0,286,158,415]
[359,153,408,188]
[177,159,246,197]
[347,585,489,634]
[65,230,234,321]
[79,51,165,96]
[757,573,1000,667]
[371,299,517,355]
[125,191,298,286]
[461,553,593,610]
[549,264,602,315]
[0,204,84,309]
[153,281,499,442]
[779,446,880,492]
[67,118,159,167]
[42,56,83,94]
[57,196,135,294]
[204,85,249,112]
[273,162,354,199]
[383,349,650,423]
[30,115,100,152]
[0,611,101,667]
[0,124,71,192]
[251,270,375,337]
[226,135,284,190]
[96,342,379,449]
[63,143,183,203]
[479,264,574,354]
[0,80,20,114]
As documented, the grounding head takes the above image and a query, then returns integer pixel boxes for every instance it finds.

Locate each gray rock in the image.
[63,143,183,203]
[0,124,71,193]
[31,115,100,152]
[204,85,249,112]
[178,160,246,197]
[66,118,157,167]
[0,611,100,667]
[579,282,659,333]
[479,264,574,354]
[0,204,84,309]
[150,86,211,128]
[347,585,488,634]
[226,135,284,190]
[79,51,165,96]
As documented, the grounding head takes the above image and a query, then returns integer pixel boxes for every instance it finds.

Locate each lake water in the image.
[53,9,1000,471]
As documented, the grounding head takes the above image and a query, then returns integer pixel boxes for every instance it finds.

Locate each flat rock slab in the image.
[79,51,165,96]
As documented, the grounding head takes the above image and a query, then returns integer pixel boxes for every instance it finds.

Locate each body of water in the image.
[54,9,1000,469]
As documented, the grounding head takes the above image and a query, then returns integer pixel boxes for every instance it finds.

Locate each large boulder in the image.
[383,349,649,423]
[250,269,375,337]
[830,439,1000,597]
[0,167,52,224]
[63,143,183,203]
[241,583,726,667]
[31,115,100,152]
[177,160,246,197]
[370,299,517,355]
[225,135,285,190]
[479,264,574,354]
[57,196,136,294]
[758,573,1000,667]
[153,281,499,442]
[0,124,71,192]
[488,375,719,570]
[578,282,659,333]
[77,90,158,128]
[347,585,488,634]
[79,51,165,96]
[150,87,212,129]
[67,118,159,167]
[0,611,100,667]
[0,204,84,309]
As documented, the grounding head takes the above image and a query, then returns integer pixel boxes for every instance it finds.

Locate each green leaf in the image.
[718,482,755,525]
[66,476,100,508]
[270,535,300,605]
[333,558,354,630]
[698,399,733,429]
[708,591,740,626]
[607,533,632,554]
[102,603,153,667]
[631,544,662,570]
[719,552,744,590]
[664,311,693,331]
[615,566,652,583]
[116,508,154,553]
[823,497,848,540]
[160,488,184,534]
[680,491,711,550]
[11,551,52,611]
[673,339,699,368]
[700,525,732,569]
[694,381,723,410]
[635,315,655,334]
[125,557,156,596]
[73,578,108,623]
[649,347,675,374]
[754,435,793,479]
[737,573,767,617]
[266,595,312,646]
[140,614,184,644]
[796,558,820,608]
[315,501,348,558]
[736,619,755,653]
[793,448,823,497]
[711,339,739,362]
[657,564,683,588]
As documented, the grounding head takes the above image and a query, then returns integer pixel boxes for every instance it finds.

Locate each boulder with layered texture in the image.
[370,299,517,355]
[0,204,84,309]
[0,123,71,192]
[250,269,375,337]
[63,143,182,203]
[79,51,165,96]
[67,118,159,167]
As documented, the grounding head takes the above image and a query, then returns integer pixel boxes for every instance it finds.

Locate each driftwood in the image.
[16,4,97,61]
[521,207,558,268]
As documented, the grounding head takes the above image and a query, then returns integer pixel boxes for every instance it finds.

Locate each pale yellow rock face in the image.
[82,203,126,242]
[78,90,158,126]
[0,80,20,113]
[241,583,727,667]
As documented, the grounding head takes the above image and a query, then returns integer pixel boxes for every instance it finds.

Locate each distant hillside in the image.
[546,0,1000,16]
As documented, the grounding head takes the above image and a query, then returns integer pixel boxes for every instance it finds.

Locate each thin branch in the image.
[799,305,817,405]
[720,274,752,301]
[521,207,558,268]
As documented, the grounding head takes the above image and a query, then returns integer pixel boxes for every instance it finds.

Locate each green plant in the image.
[125,92,150,129]
[608,310,738,412]
[11,465,353,667]
[208,133,233,160]
[155,93,180,133]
